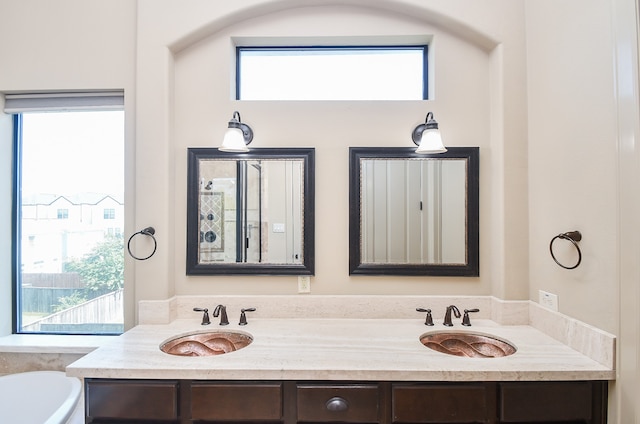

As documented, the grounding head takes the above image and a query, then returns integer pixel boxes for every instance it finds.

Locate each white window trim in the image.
[4,91,124,113]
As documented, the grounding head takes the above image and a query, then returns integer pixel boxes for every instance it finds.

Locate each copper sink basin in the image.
[160,331,253,357]
[420,331,516,358]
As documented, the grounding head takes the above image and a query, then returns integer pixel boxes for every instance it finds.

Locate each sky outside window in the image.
[21,111,124,198]
[238,46,427,100]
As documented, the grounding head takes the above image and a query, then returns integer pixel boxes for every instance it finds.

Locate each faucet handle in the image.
[416,308,434,326]
[239,308,256,326]
[462,308,480,326]
[213,304,229,326]
[193,307,210,325]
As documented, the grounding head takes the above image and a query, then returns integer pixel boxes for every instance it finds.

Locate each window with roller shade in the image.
[6,91,125,335]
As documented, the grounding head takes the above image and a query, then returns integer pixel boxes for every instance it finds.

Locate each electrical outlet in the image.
[298,276,311,293]
[539,290,559,311]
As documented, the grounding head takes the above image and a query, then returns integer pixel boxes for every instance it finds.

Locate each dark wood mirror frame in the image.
[187,147,315,275]
[349,146,479,276]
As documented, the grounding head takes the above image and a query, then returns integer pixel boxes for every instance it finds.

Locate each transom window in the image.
[236,45,428,101]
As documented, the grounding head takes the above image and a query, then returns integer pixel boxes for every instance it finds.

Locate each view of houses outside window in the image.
[17,111,125,334]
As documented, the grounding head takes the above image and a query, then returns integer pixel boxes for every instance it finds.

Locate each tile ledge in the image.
[0,334,113,354]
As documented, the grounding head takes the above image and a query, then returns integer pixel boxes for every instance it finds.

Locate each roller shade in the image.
[3,91,124,113]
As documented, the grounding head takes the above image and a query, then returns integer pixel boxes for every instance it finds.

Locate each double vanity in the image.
[66,295,615,423]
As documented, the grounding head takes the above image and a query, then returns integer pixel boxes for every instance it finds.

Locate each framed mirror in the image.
[349,147,479,276]
[187,148,315,275]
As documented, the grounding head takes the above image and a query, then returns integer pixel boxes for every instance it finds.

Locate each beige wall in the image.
[526,1,619,333]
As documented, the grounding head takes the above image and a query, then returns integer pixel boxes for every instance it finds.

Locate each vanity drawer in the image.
[499,381,595,422]
[297,383,380,422]
[392,383,492,423]
[191,381,283,421]
[85,379,179,421]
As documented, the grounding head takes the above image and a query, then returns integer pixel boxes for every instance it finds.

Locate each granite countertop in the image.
[66,316,615,382]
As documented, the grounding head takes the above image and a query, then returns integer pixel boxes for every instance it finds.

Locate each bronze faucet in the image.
[443,305,461,326]
[213,304,229,326]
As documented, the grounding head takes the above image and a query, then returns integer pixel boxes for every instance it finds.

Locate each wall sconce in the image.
[411,112,447,154]
[219,111,254,152]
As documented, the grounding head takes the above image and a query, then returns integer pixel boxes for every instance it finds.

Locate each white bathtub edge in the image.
[45,372,82,424]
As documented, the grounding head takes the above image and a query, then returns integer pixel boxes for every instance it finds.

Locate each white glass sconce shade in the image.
[220,127,249,152]
[219,111,253,152]
[412,112,447,154]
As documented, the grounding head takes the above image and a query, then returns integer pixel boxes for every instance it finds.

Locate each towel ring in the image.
[549,231,582,269]
[127,227,157,261]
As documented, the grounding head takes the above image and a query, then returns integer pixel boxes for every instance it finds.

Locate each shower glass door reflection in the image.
[238,159,303,263]
[240,160,262,263]
[199,158,303,264]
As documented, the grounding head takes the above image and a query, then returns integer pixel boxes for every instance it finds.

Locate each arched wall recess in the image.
[136,0,527,300]
[171,1,496,282]
[167,0,500,54]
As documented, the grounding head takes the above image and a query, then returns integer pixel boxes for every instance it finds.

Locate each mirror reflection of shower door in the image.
[236,160,303,264]
[242,160,262,263]
[235,161,260,263]
[201,159,304,264]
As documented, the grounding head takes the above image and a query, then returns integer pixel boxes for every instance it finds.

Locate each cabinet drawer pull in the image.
[325,396,349,412]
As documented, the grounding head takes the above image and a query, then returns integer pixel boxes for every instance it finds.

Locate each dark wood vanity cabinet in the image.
[392,382,496,423]
[85,379,284,423]
[498,381,607,423]
[84,379,607,424]
[392,381,607,424]
[190,381,283,422]
[296,383,381,423]
[85,379,181,422]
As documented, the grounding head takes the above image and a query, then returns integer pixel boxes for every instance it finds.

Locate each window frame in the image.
[235,44,429,101]
[11,108,125,336]
[11,114,22,334]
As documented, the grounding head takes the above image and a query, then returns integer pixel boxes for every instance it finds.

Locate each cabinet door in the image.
[85,379,179,421]
[297,383,380,423]
[191,381,283,421]
[392,383,493,423]
[499,381,603,423]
